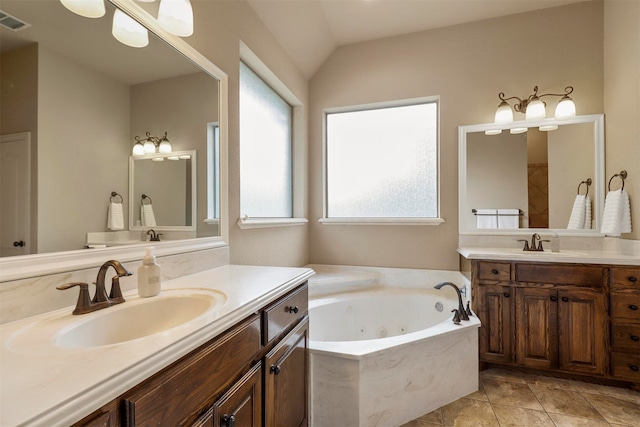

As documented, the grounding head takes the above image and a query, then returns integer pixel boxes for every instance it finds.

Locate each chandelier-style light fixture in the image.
[132,132,173,157]
[486,86,576,135]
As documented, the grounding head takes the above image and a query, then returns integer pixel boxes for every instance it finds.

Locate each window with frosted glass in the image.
[326,102,438,218]
[240,61,293,218]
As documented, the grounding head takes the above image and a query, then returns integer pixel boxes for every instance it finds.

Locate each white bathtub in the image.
[308,265,481,427]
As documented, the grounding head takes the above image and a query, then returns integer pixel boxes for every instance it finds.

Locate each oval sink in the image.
[53,291,225,348]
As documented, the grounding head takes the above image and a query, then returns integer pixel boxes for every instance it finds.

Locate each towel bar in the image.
[608,170,627,191]
[110,191,123,203]
[472,209,523,216]
[577,178,592,196]
[141,194,153,205]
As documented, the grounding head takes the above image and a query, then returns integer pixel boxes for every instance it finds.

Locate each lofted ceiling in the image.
[247,0,593,78]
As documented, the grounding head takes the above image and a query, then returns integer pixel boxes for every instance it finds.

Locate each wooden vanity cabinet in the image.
[72,282,309,427]
[476,283,513,365]
[609,267,640,382]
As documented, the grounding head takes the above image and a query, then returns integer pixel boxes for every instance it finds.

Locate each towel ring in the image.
[608,170,627,191]
[110,191,123,203]
[141,194,153,205]
[577,178,592,196]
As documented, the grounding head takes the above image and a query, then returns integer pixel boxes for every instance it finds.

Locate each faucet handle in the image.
[516,239,530,251]
[465,301,473,317]
[451,309,461,324]
[109,276,126,304]
[538,240,550,251]
[56,282,92,315]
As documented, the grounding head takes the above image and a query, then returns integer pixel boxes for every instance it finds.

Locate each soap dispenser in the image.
[138,246,161,297]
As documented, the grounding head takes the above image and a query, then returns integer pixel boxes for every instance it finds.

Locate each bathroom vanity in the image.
[0,265,313,426]
[460,248,640,387]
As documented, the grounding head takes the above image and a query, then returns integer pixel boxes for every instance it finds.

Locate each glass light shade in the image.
[112,9,148,48]
[60,0,105,18]
[157,0,193,37]
[494,101,513,125]
[132,143,145,156]
[143,140,156,153]
[484,129,502,136]
[525,97,546,120]
[159,139,172,153]
[555,96,576,119]
[539,125,558,131]
[510,127,528,134]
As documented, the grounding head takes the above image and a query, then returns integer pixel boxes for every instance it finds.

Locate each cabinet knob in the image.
[492,269,499,275]
[287,306,299,314]
[629,276,638,283]
[630,335,639,342]
[270,365,281,375]
[13,240,25,247]
[629,304,638,311]
[630,365,639,372]
[550,296,558,302]
[503,292,510,298]
[221,415,236,427]
[561,297,569,302]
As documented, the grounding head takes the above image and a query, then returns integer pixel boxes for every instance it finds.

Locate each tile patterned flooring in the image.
[401,368,640,427]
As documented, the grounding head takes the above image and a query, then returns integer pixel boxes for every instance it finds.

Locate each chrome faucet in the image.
[57,260,132,314]
[434,281,470,321]
[147,229,162,242]
[517,233,550,252]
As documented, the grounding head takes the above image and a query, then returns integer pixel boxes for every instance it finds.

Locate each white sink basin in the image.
[6,289,227,352]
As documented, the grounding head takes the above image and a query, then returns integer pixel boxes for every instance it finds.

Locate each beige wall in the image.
[184,1,310,266]
[604,0,640,241]
[309,1,604,269]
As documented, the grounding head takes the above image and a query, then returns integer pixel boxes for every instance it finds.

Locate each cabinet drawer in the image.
[611,267,640,290]
[610,293,640,321]
[478,262,511,282]
[515,264,603,287]
[611,351,640,382]
[611,323,640,351]
[263,283,308,345]
[122,315,261,426]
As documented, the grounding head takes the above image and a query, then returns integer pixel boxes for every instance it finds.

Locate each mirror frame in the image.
[0,0,229,282]
[458,114,605,235]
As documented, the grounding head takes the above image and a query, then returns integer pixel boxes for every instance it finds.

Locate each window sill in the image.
[236,217,309,230]
[318,217,445,226]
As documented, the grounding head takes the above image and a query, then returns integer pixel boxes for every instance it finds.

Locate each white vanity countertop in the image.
[458,247,640,266]
[0,264,314,427]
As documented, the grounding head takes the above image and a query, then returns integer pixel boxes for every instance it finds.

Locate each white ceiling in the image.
[247,0,591,78]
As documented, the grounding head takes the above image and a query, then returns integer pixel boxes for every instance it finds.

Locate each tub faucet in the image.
[434,281,469,321]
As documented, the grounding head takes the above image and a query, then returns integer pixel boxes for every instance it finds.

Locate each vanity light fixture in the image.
[112,9,148,48]
[60,0,105,18]
[132,131,173,156]
[485,85,576,135]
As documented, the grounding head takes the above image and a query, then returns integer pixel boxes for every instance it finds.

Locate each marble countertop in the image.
[0,264,314,427]
[458,247,639,266]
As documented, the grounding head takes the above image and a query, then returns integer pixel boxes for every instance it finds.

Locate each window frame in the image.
[321,96,443,226]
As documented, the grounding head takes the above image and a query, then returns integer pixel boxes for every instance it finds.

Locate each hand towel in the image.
[475,209,497,229]
[107,202,124,230]
[567,195,587,229]
[583,195,592,229]
[141,204,156,227]
[601,189,632,236]
[498,209,520,229]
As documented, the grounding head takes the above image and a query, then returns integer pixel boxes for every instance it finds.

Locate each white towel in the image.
[107,202,124,230]
[601,189,632,236]
[141,204,156,227]
[584,195,592,229]
[567,195,587,229]
[476,209,497,229]
[498,209,520,229]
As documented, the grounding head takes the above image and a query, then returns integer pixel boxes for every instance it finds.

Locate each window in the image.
[324,99,440,222]
[239,61,292,218]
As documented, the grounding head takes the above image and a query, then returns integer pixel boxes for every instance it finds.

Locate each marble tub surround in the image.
[0,245,230,324]
[0,265,314,427]
[402,368,640,427]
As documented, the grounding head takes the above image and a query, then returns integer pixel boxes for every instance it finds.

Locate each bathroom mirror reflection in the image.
[458,114,604,234]
[0,0,221,257]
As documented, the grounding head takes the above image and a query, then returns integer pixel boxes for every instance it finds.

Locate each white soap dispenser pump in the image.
[138,246,161,297]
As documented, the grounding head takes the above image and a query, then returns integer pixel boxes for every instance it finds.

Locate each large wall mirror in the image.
[0,0,228,279]
[458,114,604,235]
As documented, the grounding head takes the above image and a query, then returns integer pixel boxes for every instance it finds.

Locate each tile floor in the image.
[401,368,640,427]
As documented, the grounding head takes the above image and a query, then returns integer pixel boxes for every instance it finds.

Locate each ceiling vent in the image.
[0,10,31,31]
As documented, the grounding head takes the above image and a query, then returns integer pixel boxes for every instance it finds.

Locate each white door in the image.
[0,132,31,257]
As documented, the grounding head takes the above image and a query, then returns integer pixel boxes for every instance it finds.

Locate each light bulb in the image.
[525,97,546,120]
[555,96,576,119]
[143,140,156,153]
[132,143,145,156]
[60,0,105,18]
[494,101,513,125]
[158,0,193,37]
[112,9,148,48]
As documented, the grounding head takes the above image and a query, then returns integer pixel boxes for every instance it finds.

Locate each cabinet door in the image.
[558,288,607,375]
[264,316,309,427]
[515,287,558,370]
[476,285,513,364]
[205,363,262,427]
